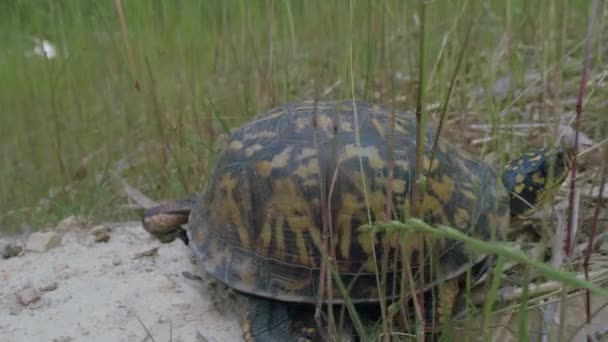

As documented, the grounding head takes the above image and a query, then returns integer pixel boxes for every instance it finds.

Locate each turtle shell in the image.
[188,100,510,304]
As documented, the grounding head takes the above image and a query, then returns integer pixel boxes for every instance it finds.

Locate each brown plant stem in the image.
[584,165,606,324]
[565,0,597,257]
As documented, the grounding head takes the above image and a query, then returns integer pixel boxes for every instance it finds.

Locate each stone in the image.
[52,336,73,342]
[600,239,608,254]
[195,332,214,342]
[132,247,159,260]
[25,232,61,252]
[39,282,58,292]
[112,256,122,266]
[56,215,84,231]
[16,287,41,306]
[90,225,111,243]
[0,240,22,258]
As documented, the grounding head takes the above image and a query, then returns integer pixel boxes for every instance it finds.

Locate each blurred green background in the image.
[0,1,605,233]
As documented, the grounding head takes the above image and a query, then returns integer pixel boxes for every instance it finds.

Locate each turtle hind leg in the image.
[142,199,194,243]
[242,296,320,342]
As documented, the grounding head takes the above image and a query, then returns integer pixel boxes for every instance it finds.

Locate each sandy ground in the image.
[2,219,607,342]
[0,221,244,342]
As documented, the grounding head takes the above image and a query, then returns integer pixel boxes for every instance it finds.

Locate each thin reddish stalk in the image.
[565,0,597,257]
[566,1,599,339]
[584,167,606,324]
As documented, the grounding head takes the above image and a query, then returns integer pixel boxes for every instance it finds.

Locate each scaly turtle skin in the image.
[143,100,570,341]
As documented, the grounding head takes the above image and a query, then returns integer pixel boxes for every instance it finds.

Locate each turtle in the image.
[142,100,571,341]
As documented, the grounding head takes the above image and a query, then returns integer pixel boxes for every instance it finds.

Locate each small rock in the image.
[25,231,62,252]
[112,256,122,266]
[39,282,58,292]
[90,225,111,243]
[195,331,214,342]
[52,336,73,342]
[5,244,23,258]
[0,240,22,258]
[56,215,84,231]
[16,287,41,306]
[600,239,608,254]
[182,271,204,282]
[133,247,159,259]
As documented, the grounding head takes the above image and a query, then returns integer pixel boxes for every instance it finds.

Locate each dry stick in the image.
[119,179,158,209]
[471,269,608,306]
[114,0,140,91]
[135,315,157,342]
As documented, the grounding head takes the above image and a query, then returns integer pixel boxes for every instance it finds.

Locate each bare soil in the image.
[0,222,244,342]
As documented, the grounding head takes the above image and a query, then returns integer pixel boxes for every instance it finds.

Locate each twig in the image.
[578,136,608,159]
[471,269,608,306]
[135,314,157,342]
[122,183,158,209]
[322,79,342,97]
[469,123,551,131]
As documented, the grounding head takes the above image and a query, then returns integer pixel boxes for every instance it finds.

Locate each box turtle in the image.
[143,100,570,341]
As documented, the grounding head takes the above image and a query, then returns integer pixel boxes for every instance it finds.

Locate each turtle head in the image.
[142,199,195,244]
[501,146,572,217]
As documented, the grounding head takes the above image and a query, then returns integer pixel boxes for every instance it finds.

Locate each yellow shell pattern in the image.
[188,100,510,304]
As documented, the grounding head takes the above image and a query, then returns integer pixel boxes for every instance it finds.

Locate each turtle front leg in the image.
[242,296,319,342]
[142,199,194,243]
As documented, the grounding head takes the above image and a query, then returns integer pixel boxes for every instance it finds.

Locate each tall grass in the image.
[0,1,600,230]
[1,0,606,339]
